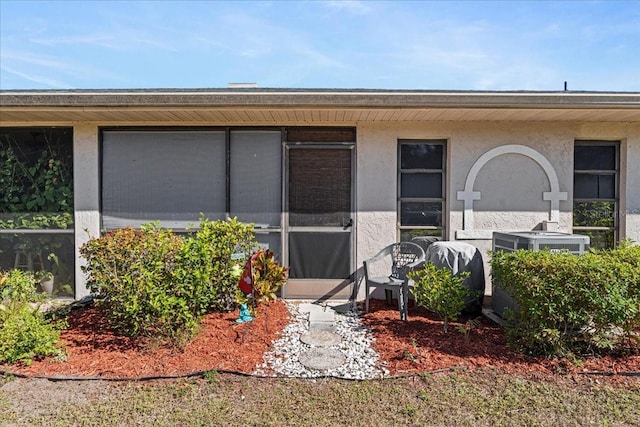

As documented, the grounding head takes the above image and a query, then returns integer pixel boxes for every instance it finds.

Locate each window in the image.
[102,130,227,230]
[573,141,619,249]
[0,127,75,297]
[398,140,446,241]
[101,129,283,254]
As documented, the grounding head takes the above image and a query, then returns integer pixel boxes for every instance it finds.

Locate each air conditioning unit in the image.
[491,231,590,318]
[492,231,590,255]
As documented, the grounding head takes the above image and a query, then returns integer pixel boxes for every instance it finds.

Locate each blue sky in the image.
[1,0,639,91]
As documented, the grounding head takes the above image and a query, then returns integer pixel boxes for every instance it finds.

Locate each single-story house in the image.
[1,88,639,301]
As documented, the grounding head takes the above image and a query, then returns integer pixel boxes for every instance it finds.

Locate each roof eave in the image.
[2,89,639,110]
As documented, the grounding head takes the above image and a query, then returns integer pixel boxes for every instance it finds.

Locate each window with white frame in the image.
[573,141,619,249]
[398,140,446,241]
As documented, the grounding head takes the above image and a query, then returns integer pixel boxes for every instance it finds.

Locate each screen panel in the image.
[288,232,350,279]
[230,130,281,227]
[102,130,226,229]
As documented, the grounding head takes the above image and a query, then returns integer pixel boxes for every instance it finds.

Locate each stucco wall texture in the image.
[356,121,640,298]
[57,120,640,299]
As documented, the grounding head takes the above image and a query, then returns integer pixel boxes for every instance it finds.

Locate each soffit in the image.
[1,90,639,123]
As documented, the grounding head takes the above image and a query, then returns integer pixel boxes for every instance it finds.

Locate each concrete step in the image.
[300,330,342,347]
[299,348,346,371]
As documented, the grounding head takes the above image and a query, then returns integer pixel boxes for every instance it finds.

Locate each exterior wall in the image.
[3,118,638,300]
[625,134,640,243]
[448,125,571,236]
[355,121,640,299]
[73,124,100,299]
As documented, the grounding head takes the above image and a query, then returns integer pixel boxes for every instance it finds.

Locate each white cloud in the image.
[0,50,126,89]
[0,64,71,89]
[323,0,371,14]
[29,30,177,52]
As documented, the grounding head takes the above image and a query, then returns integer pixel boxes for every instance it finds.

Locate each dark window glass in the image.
[574,174,598,198]
[573,201,615,227]
[581,230,615,250]
[400,173,442,198]
[574,174,616,199]
[400,202,443,226]
[598,174,616,199]
[400,143,443,170]
[574,145,616,170]
[398,140,445,241]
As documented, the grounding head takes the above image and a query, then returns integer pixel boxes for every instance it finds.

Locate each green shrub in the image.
[80,218,258,345]
[0,301,64,365]
[80,223,193,343]
[173,217,257,313]
[409,263,472,332]
[0,269,46,303]
[491,245,640,356]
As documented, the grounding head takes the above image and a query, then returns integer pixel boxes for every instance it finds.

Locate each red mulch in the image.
[364,299,640,381]
[2,299,639,383]
[2,301,290,379]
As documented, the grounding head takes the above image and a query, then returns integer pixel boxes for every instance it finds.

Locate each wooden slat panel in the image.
[2,107,640,123]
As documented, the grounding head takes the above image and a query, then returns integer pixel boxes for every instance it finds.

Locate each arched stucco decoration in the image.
[456,144,567,240]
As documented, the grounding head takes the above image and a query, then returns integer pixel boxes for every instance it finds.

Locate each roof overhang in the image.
[1,88,639,124]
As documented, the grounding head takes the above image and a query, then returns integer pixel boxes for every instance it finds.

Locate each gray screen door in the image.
[285,145,354,299]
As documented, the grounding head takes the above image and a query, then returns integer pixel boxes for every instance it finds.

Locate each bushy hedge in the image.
[80,218,257,345]
[173,217,256,314]
[81,223,188,342]
[491,242,640,356]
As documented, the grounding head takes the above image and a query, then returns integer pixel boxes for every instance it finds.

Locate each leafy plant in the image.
[251,250,288,303]
[409,263,472,332]
[173,216,257,314]
[402,338,420,362]
[0,301,65,365]
[80,224,192,344]
[490,244,640,356]
[80,217,260,346]
[0,131,73,216]
[455,317,482,344]
[0,269,45,302]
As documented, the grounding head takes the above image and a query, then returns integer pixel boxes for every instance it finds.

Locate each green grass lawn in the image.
[2,369,639,427]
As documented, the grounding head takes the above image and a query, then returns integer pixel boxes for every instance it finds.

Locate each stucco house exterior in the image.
[1,88,639,301]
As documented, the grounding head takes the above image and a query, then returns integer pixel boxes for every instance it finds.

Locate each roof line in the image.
[2,89,639,110]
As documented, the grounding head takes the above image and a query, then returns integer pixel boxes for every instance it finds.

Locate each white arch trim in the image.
[456,144,567,238]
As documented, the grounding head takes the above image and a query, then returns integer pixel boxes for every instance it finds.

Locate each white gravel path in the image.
[254,302,389,379]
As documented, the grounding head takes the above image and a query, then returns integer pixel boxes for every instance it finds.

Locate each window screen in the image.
[102,131,226,230]
[288,148,351,227]
[573,141,619,249]
[230,130,282,228]
[398,140,446,241]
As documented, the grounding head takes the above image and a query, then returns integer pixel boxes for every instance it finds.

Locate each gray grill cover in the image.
[424,241,485,313]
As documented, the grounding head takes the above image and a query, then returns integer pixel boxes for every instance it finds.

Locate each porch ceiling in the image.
[1,89,639,124]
